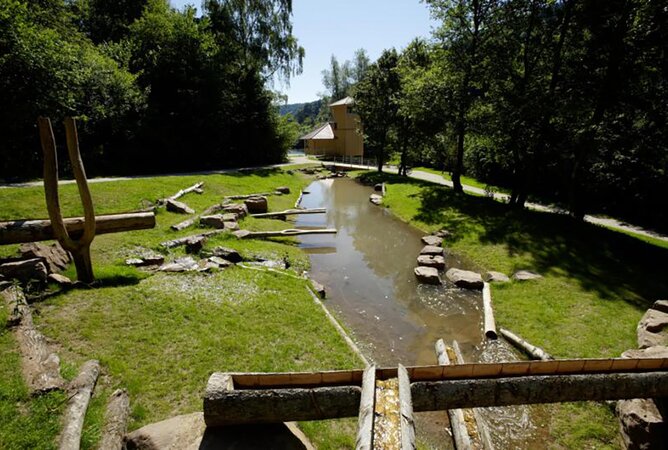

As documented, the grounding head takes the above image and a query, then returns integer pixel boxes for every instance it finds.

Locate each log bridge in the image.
[204,357,668,449]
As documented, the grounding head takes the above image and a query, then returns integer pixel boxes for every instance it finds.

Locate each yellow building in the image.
[300,97,364,157]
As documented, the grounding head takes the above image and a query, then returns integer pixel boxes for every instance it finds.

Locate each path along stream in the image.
[296,178,547,449]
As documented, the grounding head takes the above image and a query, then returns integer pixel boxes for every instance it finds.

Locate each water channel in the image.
[296,177,545,449]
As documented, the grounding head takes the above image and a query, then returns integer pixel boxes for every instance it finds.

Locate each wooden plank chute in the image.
[355,365,375,450]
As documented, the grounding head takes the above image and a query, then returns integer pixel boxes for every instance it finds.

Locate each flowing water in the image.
[295,178,549,449]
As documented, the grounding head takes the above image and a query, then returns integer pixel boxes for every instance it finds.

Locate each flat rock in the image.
[485,271,510,283]
[244,196,268,214]
[185,236,207,254]
[222,203,248,219]
[47,273,72,286]
[414,266,441,285]
[207,256,233,268]
[417,255,446,270]
[651,300,668,314]
[166,199,195,215]
[369,194,382,205]
[125,413,313,450]
[159,257,198,272]
[434,229,451,238]
[126,256,165,267]
[233,230,251,239]
[212,247,242,263]
[420,245,444,256]
[446,268,484,290]
[512,270,543,281]
[200,215,227,229]
[421,235,443,247]
[275,186,290,194]
[637,309,668,349]
[621,346,668,360]
[0,258,48,283]
[223,221,239,231]
[616,398,667,450]
[19,242,70,273]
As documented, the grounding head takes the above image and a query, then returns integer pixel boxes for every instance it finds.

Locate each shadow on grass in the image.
[91,265,149,288]
[360,172,668,309]
[227,168,285,178]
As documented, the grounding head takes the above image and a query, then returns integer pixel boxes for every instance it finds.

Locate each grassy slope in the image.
[359,172,668,449]
[0,166,360,449]
[412,166,511,195]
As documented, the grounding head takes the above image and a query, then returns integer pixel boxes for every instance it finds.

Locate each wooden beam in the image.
[233,229,336,239]
[435,339,472,450]
[250,208,326,218]
[0,212,156,245]
[225,192,273,200]
[59,360,100,450]
[98,389,130,450]
[398,365,416,450]
[166,182,203,202]
[482,283,497,339]
[355,365,375,450]
[500,328,553,361]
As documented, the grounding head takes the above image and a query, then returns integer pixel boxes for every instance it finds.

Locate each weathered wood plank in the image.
[355,365,375,450]
[398,365,416,450]
[0,212,155,245]
[233,228,336,239]
[166,182,204,202]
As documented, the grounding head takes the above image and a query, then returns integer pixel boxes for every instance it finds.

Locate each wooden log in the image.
[500,328,553,361]
[294,190,304,208]
[250,208,326,218]
[2,286,65,394]
[203,372,362,426]
[0,212,156,245]
[411,371,668,411]
[160,230,223,248]
[398,365,416,450]
[98,389,130,450]
[435,339,472,450]
[166,182,204,202]
[355,365,376,450]
[482,283,497,340]
[233,228,337,239]
[59,360,100,450]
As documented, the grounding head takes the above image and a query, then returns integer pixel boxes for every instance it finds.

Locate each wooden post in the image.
[38,117,96,283]
[434,339,472,450]
[355,365,375,450]
[482,283,497,339]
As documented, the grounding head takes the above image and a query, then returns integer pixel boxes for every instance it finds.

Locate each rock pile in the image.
[0,242,72,286]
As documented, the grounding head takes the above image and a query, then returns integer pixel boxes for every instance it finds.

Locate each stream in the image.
[296,177,546,449]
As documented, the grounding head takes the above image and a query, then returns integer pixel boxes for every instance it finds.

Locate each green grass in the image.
[357,171,667,448]
[0,167,361,447]
[412,166,511,194]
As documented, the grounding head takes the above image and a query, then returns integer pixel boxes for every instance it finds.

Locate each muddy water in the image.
[296,178,543,449]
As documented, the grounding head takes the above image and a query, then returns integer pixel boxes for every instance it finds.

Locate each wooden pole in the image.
[355,365,376,450]
[0,212,156,245]
[435,339,472,450]
[398,365,416,450]
[294,190,304,208]
[500,328,553,361]
[59,360,100,450]
[98,389,130,450]
[166,182,203,202]
[250,208,326,218]
[482,283,497,340]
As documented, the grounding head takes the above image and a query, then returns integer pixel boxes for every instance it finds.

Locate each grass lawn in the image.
[357,171,667,449]
[0,166,361,449]
[412,166,511,195]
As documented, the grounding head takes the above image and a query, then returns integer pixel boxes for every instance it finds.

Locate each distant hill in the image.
[279,99,323,124]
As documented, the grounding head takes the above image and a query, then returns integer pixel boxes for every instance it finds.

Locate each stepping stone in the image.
[414,266,441,285]
[511,270,543,281]
[275,186,290,194]
[212,247,242,263]
[637,309,668,349]
[434,229,451,238]
[159,257,198,272]
[222,203,248,219]
[420,245,444,256]
[369,194,382,205]
[185,236,207,254]
[244,196,268,214]
[224,221,239,231]
[446,268,484,290]
[485,271,510,283]
[417,255,445,270]
[421,235,443,247]
[310,279,326,299]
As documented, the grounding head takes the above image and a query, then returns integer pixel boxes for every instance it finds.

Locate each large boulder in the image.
[125,412,313,450]
[417,255,446,270]
[637,308,668,349]
[0,258,48,283]
[420,245,444,256]
[244,196,268,214]
[485,271,510,283]
[18,242,70,274]
[616,346,668,450]
[511,270,543,281]
[421,235,443,247]
[166,199,195,215]
[446,268,484,290]
[414,266,441,285]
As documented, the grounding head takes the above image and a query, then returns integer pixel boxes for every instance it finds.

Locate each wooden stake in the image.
[355,365,375,450]
[59,360,100,450]
[500,328,553,361]
[482,283,497,340]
